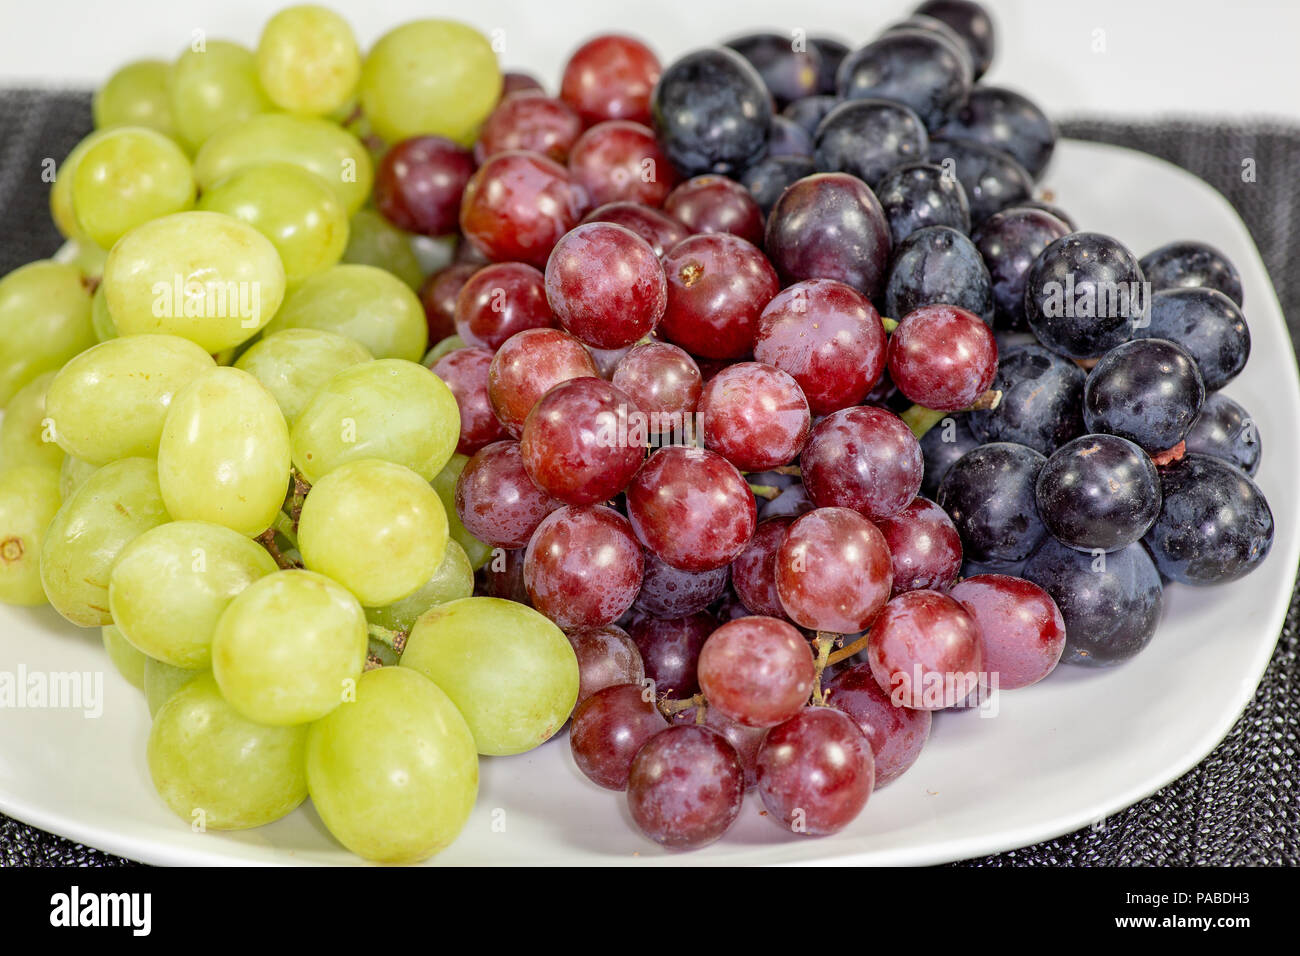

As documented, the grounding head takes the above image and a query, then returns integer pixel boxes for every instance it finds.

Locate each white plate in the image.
[2,139,1298,866]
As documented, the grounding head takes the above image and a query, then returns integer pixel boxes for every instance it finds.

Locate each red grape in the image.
[476,547,530,604]
[948,574,1066,689]
[581,202,690,258]
[702,708,768,789]
[419,263,478,344]
[453,261,554,350]
[867,589,984,709]
[432,346,508,455]
[698,616,815,727]
[570,683,666,790]
[659,233,780,359]
[520,377,644,505]
[876,496,963,596]
[731,516,794,617]
[775,507,893,633]
[567,624,645,705]
[501,71,545,97]
[374,135,476,236]
[610,342,702,436]
[626,725,744,849]
[634,549,729,619]
[887,304,997,411]
[754,278,888,415]
[459,150,586,268]
[524,505,644,629]
[455,440,562,548]
[802,406,923,520]
[824,664,931,786]
[568,121,679,208]
[476,91,583,164]
[626,445,757,572]
[544,222,667,349]
[699,361,811,471]
[560,34,662,127]
[487,327,599,436]
[629,611,713,698]
[664,175,765,245]
[755,707,874,835]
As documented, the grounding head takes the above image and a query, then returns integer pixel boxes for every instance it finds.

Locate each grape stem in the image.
[748,483,781,500]
[367,623,408,657]
[770,465,802,477]
[827,631,871,667]
[900,389,1003,439]
[811,632,839,705]
[284,469,311,529]
[881,317,899,333]
[256,527,301,570]
[658,692,705,719]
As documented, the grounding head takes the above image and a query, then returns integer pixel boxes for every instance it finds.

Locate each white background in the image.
[0,0,1297,120]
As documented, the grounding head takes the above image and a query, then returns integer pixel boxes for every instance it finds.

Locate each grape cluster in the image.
[0,0,1275,861]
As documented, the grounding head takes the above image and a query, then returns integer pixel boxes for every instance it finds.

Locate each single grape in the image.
[561,34,661,126]
[914,0,996,78]
[610,342,702,435]
[456,440,563,549]
[927,137,1032,225]
[726,32,823,107]
[1035,434,1161,552]
[1184,392,1260,476]
[433,346,508,455]
[71,126,195,249]
[886,299,998,412]
[233,328,372,426]
[459,151,585,269]
[731,516,794,618]
[966,344,1084,455]
[838,29,971,130]
[451,262,553,349]
[0,373,65,471]
[524,505,645,629]
[802,406,923,520]
[545,223,667,349]
[886,227,994,325]
[580,202,690,258]
[698,616,815,727]
[168,41,272,152]
[570,683,667,790]
[256,5,361,116]
[626,724,745,849]
[432,454,493,570]
[629,611,714,698]
[0,260,95,407]
[938,442,1047,562]
[867,589,983,709]
[755,707,874,835]
[420,263,479,342]
[662,176,764,246]
[489,328,602,436]
[814,98,929,187]
[876,496,963,595]
[520,378,643,504]
[567,625,646,705]
[658,233,779,359]
[824,664,931,785]
[776,507,893,633]
[1082,338,1205,454]
[0,466,63,607]
[1134,288,1250,391]
[373,135,476,237]
[939,86,1056,179]
[1139,240,1243,306]
[949,574,1065,689]
[634,549,730,619]
[971,206,1072,330]
[874,161,971,246]
[700,362,811,471]
[94,59,175,137]
[478,91,583,164]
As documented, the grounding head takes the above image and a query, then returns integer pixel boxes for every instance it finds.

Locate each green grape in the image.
[401,596,579,756]
[148,673,308,830]
[366,539,473,633]
[102,211,286,353]
[168,40,272,153]
[198,163,348,285]
[94,59,177,139]
[0,465,63,606]
[101,624,147,690]
[297,458,446,606]
[143,658,203,717]
[193,113,373,215]
[432,453,492,570]
[54,237,109,281]
[233,328,370,424]
[306,666,477,863]
[46,334,215,465]
[342,208,423,290]
[71,127,196,249]
[90,285,118,342]
[212,568,366,725]
[50,130,110,241]
[256,5,361,117]
[422,334,465,367]
[157,367,291,536]
[359,19,501,147]
[290,358,459,482]
[0,260,95,407]
[0,372,63,471]
[109,520,278,668]
[58,456,97,501]
[260,264,426,361]
[39,457,170,625]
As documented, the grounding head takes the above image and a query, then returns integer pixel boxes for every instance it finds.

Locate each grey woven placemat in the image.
[0,91,1296,866]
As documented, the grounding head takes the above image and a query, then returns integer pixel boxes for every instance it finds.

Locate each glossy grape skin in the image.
[570,683,666,791]
[0,466,63,606]
[967,344,1085,454]
[915,0,996,78]
[629,611,714,698]
[167,41,272,153]
[764,173,892,300]
[635,550,729,619]
[824,664,930,785]
[149,674,308,831]
[432,347,507,455]
[580,202,691,258]
[918,415,980,499]
[611,342,702,433]
[290,358,460,483]
[1035,434,1161,553]
[402,596,579,755]
[938,442,1046,563]
[651,47,773,177]
[0,261,95,407]
[627,724,745,849]
[876,496,963,596]
[766,115,814,158]
[365,539,474,632]
[1023,232,1146,359]
[698,616,815,727]
[949,574,1065,689]
[432,454,493,570]
[264,263,428,362]
[560,34,660,126]
[452,262,552,350]
[1135,288,1250,391]
[1023,537,1162,667]
[803,406,923,521]
[725,32,823,107]
[874,162,971,246]
[0,374,61,471]
[867,589,983,709]
[1139,240,1243,306]
[568,121,679,209]
[459,151,586,269]
[658,233,779,360]
[487,327,599,436]
[626,446,757,572]
[663,176,764,245]
[939,86,1056,180]
[545,223,667,349]
[753,279,888,416]
[928,137,1032,226]
[837,29,971,130]
[1083,338,1205,454]
[455,440,562,549]
[885,227,994,325]
[814,99,929,188]
[755,707,874,835]
[971,206,1072,330]
[1184,392,1260,476]
[775,507,893,633]
[524,505,644,628]
[71,127,195,250]
[568,626,646,705]
[740,156,817,216]
[306,666,478,863]
[731,516,794,618]
[94,59,175,136]
[1144,454,1273,586]
[477,92,583,164]
[234,329,372,426]
[420,263,478,342]
[373,136,475,237]
[700,362,810,471]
